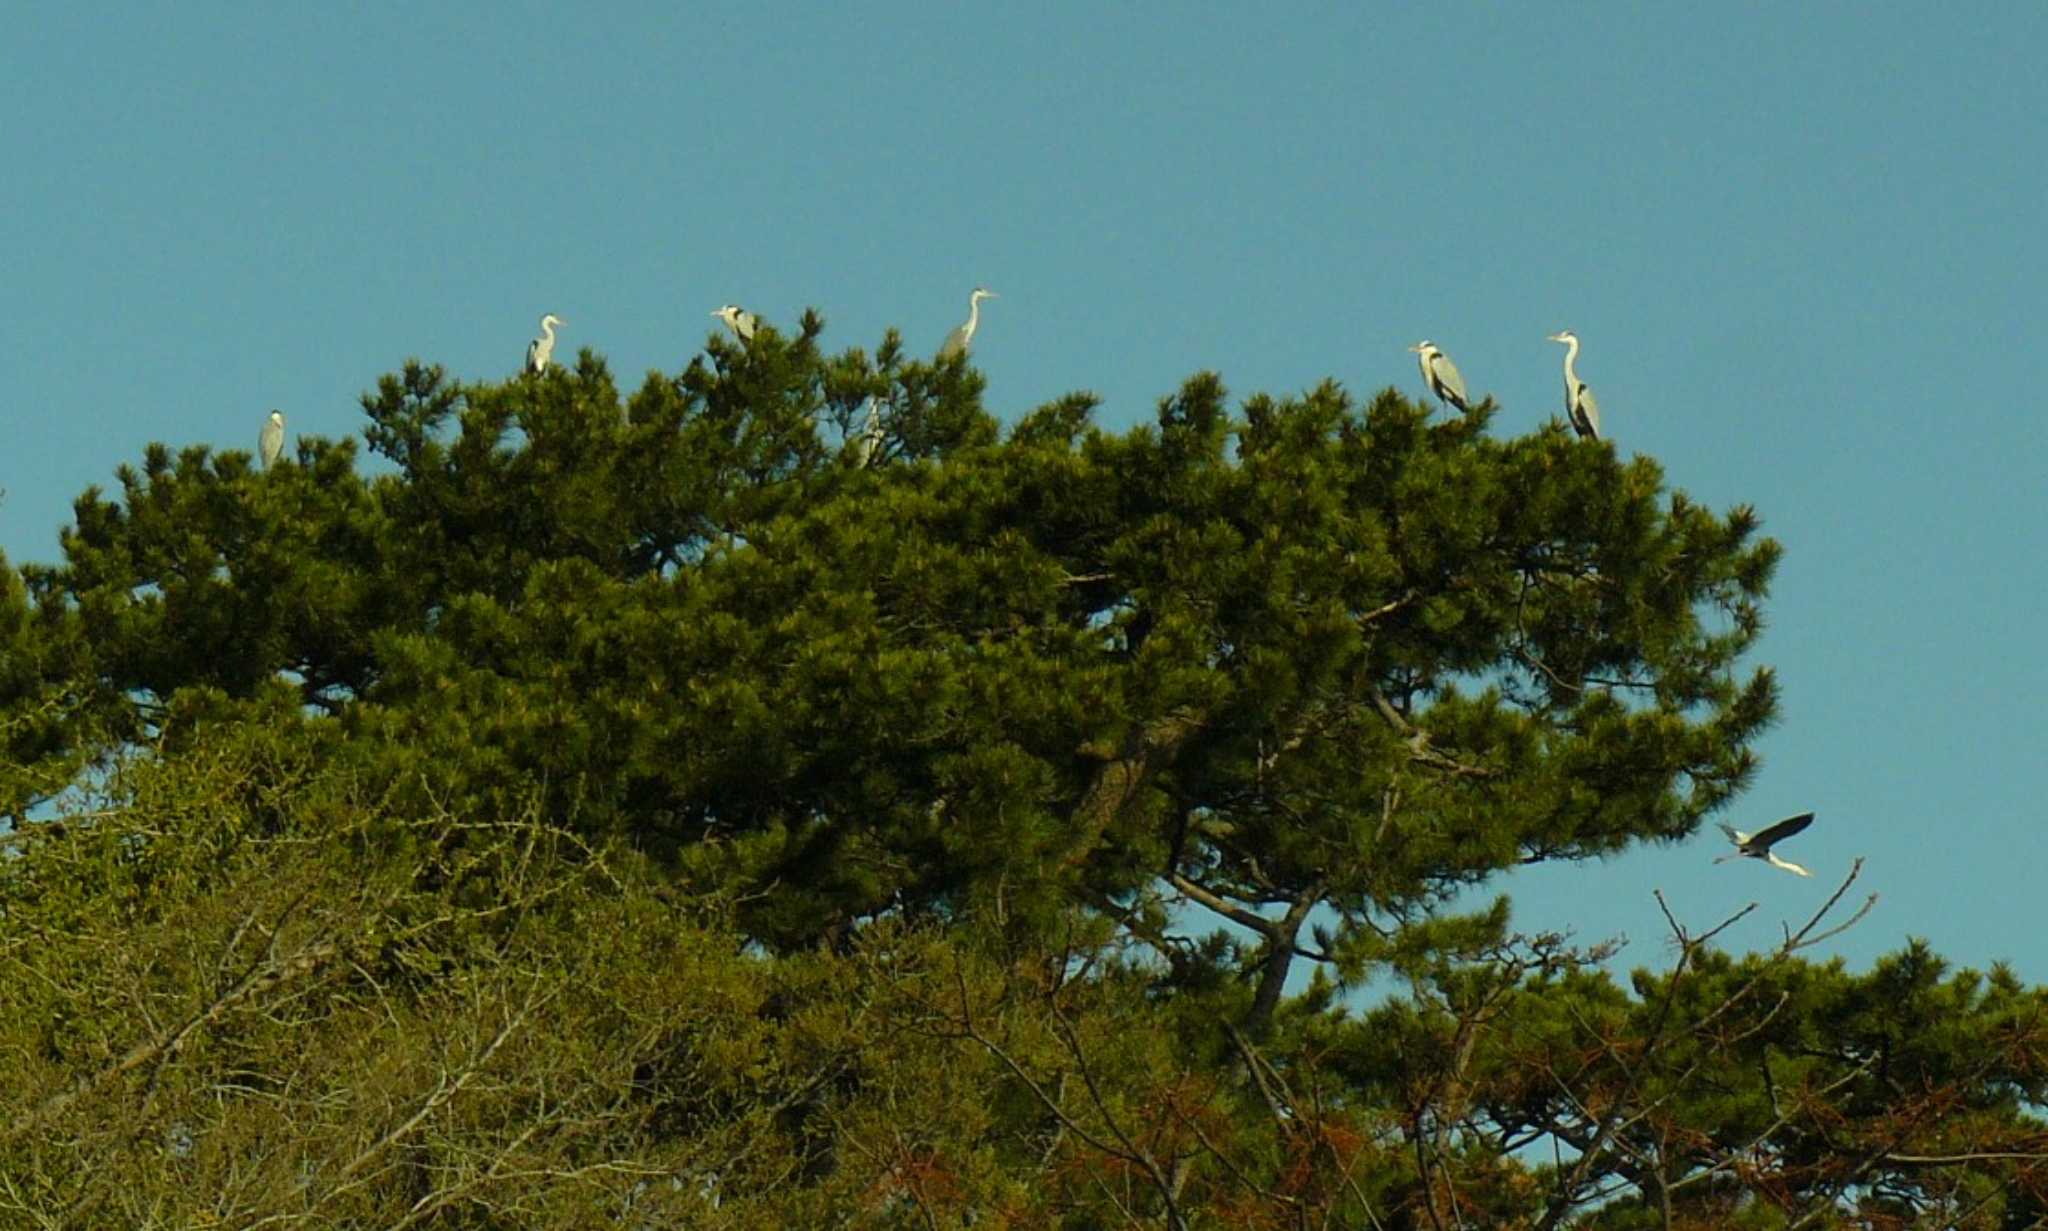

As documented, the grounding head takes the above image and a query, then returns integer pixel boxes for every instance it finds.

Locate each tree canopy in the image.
[3,318,2042,1227]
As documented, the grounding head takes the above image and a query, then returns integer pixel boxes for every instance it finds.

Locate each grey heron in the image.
[936,287,996,360]
[258,410,286,471]
[1547,331,1601,440]
[1407,341,1469,413]
[711,304,757,342]
[853,397,883,468]
[527,314,564,374]
[1714,812,1815,877]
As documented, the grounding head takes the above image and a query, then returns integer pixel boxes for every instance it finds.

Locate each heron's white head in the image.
[711,304,745,322]
[540,314,564,330]
[1408,341,1436,355]
[1547,330,1576,345]
[970,287,997,303]
[268,410,284,426]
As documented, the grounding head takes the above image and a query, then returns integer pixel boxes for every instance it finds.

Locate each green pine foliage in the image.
[1,318,2040,1226]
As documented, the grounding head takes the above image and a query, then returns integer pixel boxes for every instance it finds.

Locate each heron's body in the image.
[854,398,883,468]
[527,314,564,374]
[937,287,996,360]
[258,410,286,471]
[1548,331,1601,440]
[1408,341,1468,413]
[1714,812,1815,877]
[711,305,757,342]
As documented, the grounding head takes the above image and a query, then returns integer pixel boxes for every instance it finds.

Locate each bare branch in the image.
[11,936,341,1136]
[1778,857,1876,954]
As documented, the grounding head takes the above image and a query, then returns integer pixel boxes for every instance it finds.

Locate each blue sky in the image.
[5,5,2044,981]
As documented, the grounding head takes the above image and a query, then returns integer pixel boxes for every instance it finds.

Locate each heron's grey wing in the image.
[937,325,968,360]
[736,313,756,341]
[1574,384,1601,439]
[259,421,283,467]
[1432,353,1468,407]
[1751,812,1815,847]
[527,338,541,370]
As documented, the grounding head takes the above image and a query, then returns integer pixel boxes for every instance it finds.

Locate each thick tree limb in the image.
[1066,710,1207,865]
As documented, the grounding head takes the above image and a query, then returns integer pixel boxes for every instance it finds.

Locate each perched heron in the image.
[1407,341,1469,413]
[937,287,996,360]
[527,314,565,374]
[711,304,757,342]
[1714,812,1815,877]
[853,397,883,468]
[1547,330,1601,440]
[258,410,286,471]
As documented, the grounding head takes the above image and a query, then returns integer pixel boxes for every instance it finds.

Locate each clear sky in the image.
[4,5,2044,981]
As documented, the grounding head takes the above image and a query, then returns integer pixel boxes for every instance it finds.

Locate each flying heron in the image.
[937,287,996,360]
[1547,331,1601,440]
[711,304,758,342]
[258,410,286,471]
[1408,341,1469,413]
[1714,812,1816,877]
[527,314,564,374]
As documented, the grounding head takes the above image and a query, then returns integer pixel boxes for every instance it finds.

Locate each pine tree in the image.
[3,318,2041,1226]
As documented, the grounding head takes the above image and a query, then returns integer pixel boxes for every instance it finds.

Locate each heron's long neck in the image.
[1561,337,1581,388]
[964,295,982,336]
[542,319,557,343]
